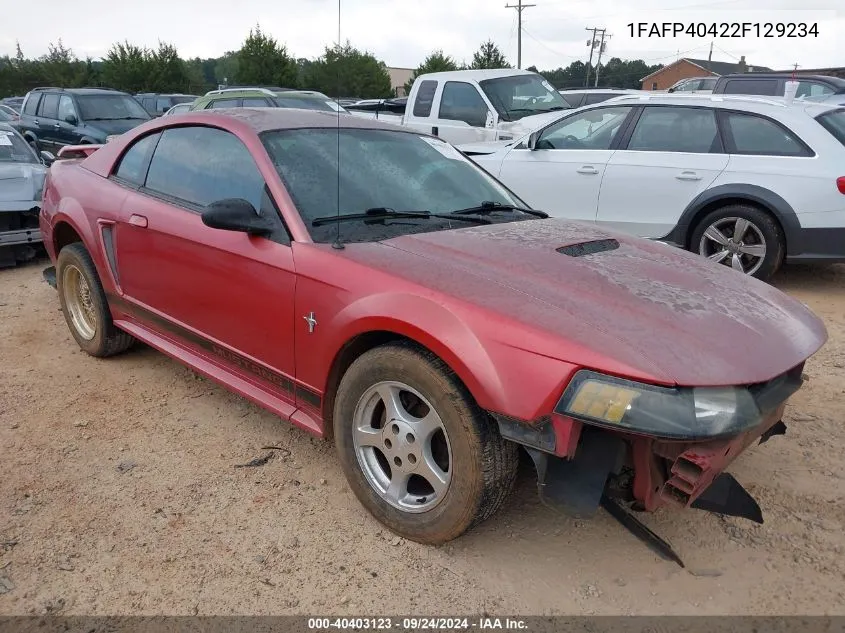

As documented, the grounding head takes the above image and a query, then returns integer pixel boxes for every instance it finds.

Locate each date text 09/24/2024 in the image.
[308,617,528,630]
[628,22,819,37]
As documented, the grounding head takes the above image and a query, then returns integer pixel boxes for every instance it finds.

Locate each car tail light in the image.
[838,177,845,194]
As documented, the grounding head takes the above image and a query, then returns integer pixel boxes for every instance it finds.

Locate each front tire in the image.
[690,204,784,280]
[334,343,519,545]
[56,243,135,357]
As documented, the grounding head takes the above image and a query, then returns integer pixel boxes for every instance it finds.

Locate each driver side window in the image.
[538,106,632,150]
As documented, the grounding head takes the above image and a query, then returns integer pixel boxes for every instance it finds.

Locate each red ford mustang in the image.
[39,109,826,554]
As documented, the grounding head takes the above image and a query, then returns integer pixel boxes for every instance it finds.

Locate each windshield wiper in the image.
[311,207,491,227]
[450,201,549,219]
[86,116,144,121]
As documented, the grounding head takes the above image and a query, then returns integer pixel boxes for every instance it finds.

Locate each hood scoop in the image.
[557,239,620,257]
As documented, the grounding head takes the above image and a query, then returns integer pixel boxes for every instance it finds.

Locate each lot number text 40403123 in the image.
[628,22,819,38]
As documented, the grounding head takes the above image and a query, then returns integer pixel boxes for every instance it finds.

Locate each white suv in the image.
[461,94,845,280]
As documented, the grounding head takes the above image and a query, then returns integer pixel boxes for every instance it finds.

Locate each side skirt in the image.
[112,317,323,438]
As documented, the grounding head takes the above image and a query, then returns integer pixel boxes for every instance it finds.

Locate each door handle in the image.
[53,123,61,129]
[675,171,702,181]
[128,214,148,228]
[33,119,39,125]
[576,166,599,175]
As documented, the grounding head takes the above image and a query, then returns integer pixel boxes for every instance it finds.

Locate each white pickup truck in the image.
[347,69,571,145]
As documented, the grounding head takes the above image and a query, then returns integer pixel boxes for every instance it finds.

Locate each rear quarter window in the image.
[412,80,438,118]
[720,111,812,157]
[816,109,845,146]
[113,132,162,186]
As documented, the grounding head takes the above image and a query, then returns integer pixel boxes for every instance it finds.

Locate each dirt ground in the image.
[1,258,844,616]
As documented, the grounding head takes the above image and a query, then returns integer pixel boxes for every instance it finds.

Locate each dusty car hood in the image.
[367,219,826,387]
[0,162,46,208]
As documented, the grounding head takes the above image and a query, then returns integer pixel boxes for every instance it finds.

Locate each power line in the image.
[520,28,584,61]
[505,0,536,69]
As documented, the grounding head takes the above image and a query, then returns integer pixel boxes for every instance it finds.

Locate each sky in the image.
[2,0,842,74]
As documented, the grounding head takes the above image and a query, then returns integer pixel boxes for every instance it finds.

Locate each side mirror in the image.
[64,114,78,125]
[667,87,676,93]
[527,131,541,150]
[201,198,274,236]
[40,150,55,166]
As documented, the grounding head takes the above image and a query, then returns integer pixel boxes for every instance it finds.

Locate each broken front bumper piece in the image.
[0,203,42,268]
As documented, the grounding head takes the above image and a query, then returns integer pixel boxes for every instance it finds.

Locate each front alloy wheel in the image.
[334,343,518,544]
[699,217,767,276]
[691,204,784,280]
[353,381,452,513]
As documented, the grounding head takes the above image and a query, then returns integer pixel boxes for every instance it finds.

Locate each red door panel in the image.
[114,190,297,391]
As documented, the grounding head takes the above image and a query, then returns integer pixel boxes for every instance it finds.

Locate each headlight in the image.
[557,370,762,440]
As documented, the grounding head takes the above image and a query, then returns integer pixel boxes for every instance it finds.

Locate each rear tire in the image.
[56,243,135,357]
[334,343,518,545]
[690,204,784,281]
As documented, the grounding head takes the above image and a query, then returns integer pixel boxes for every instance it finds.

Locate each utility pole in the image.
[584,27,598,86]
[593,31,610,87]
[506,0,536,69]
[708,41,713,61]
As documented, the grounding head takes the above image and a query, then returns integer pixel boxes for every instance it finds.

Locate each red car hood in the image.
[362,219,826,387]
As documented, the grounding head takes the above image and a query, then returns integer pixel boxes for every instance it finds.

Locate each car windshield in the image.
[817,109,845,146]
[274,96,337,112]
[0,128,39,164]
[77,95,150,120]
[0,110,13,122]
[170,96,195,105]
[480,74,570,121]
[261,128,530,243]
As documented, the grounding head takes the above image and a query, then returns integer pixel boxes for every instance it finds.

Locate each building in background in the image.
[640,57,771,91]
[387,67,414,96]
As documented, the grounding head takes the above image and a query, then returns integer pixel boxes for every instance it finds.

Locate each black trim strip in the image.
[107,293,318,403]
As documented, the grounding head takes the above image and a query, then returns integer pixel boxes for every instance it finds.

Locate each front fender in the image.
[315,291,575,422]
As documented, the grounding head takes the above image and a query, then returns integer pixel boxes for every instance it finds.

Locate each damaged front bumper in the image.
[0,203,42,267]
[490,363,806,564]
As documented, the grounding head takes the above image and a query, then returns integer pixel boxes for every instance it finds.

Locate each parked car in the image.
[461,94,845,280]
[0,105,20,122]
[559,88,642,108]
[1,97,24,113]
[713,73,845,98]
[38,109,826,550]
[0,123,53,267]
[135,93,198,117]
[191,88,346,113]
[16,88,151,152]
[163,102,193,116]
[666,77,717,93]
[350,69,571,144]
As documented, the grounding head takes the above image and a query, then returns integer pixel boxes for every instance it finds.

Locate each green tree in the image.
[39,40,80,86]
[303,42,392,98]
[147,42,189,92]
[101,41,150,92]
[214,51,238,86]
[235,25,297,88]
[470,40,510,70]
[404,50,459,93]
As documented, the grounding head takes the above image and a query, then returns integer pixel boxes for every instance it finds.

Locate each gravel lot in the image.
[1,258,844,616]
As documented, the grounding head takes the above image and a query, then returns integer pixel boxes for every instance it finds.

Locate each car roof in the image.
[604,92,843,116]
[174,107,409,133]
[416,68,537,81]
[31,87,126,95]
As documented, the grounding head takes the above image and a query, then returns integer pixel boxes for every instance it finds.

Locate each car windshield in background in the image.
[480,74,570,121]
[817,109,845,146]
[0,129,39,164]
[274,96,336,112]
[0,110,14,122]
[77,95,150,120]
[261,128,528,243]
[170,96,195,105]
